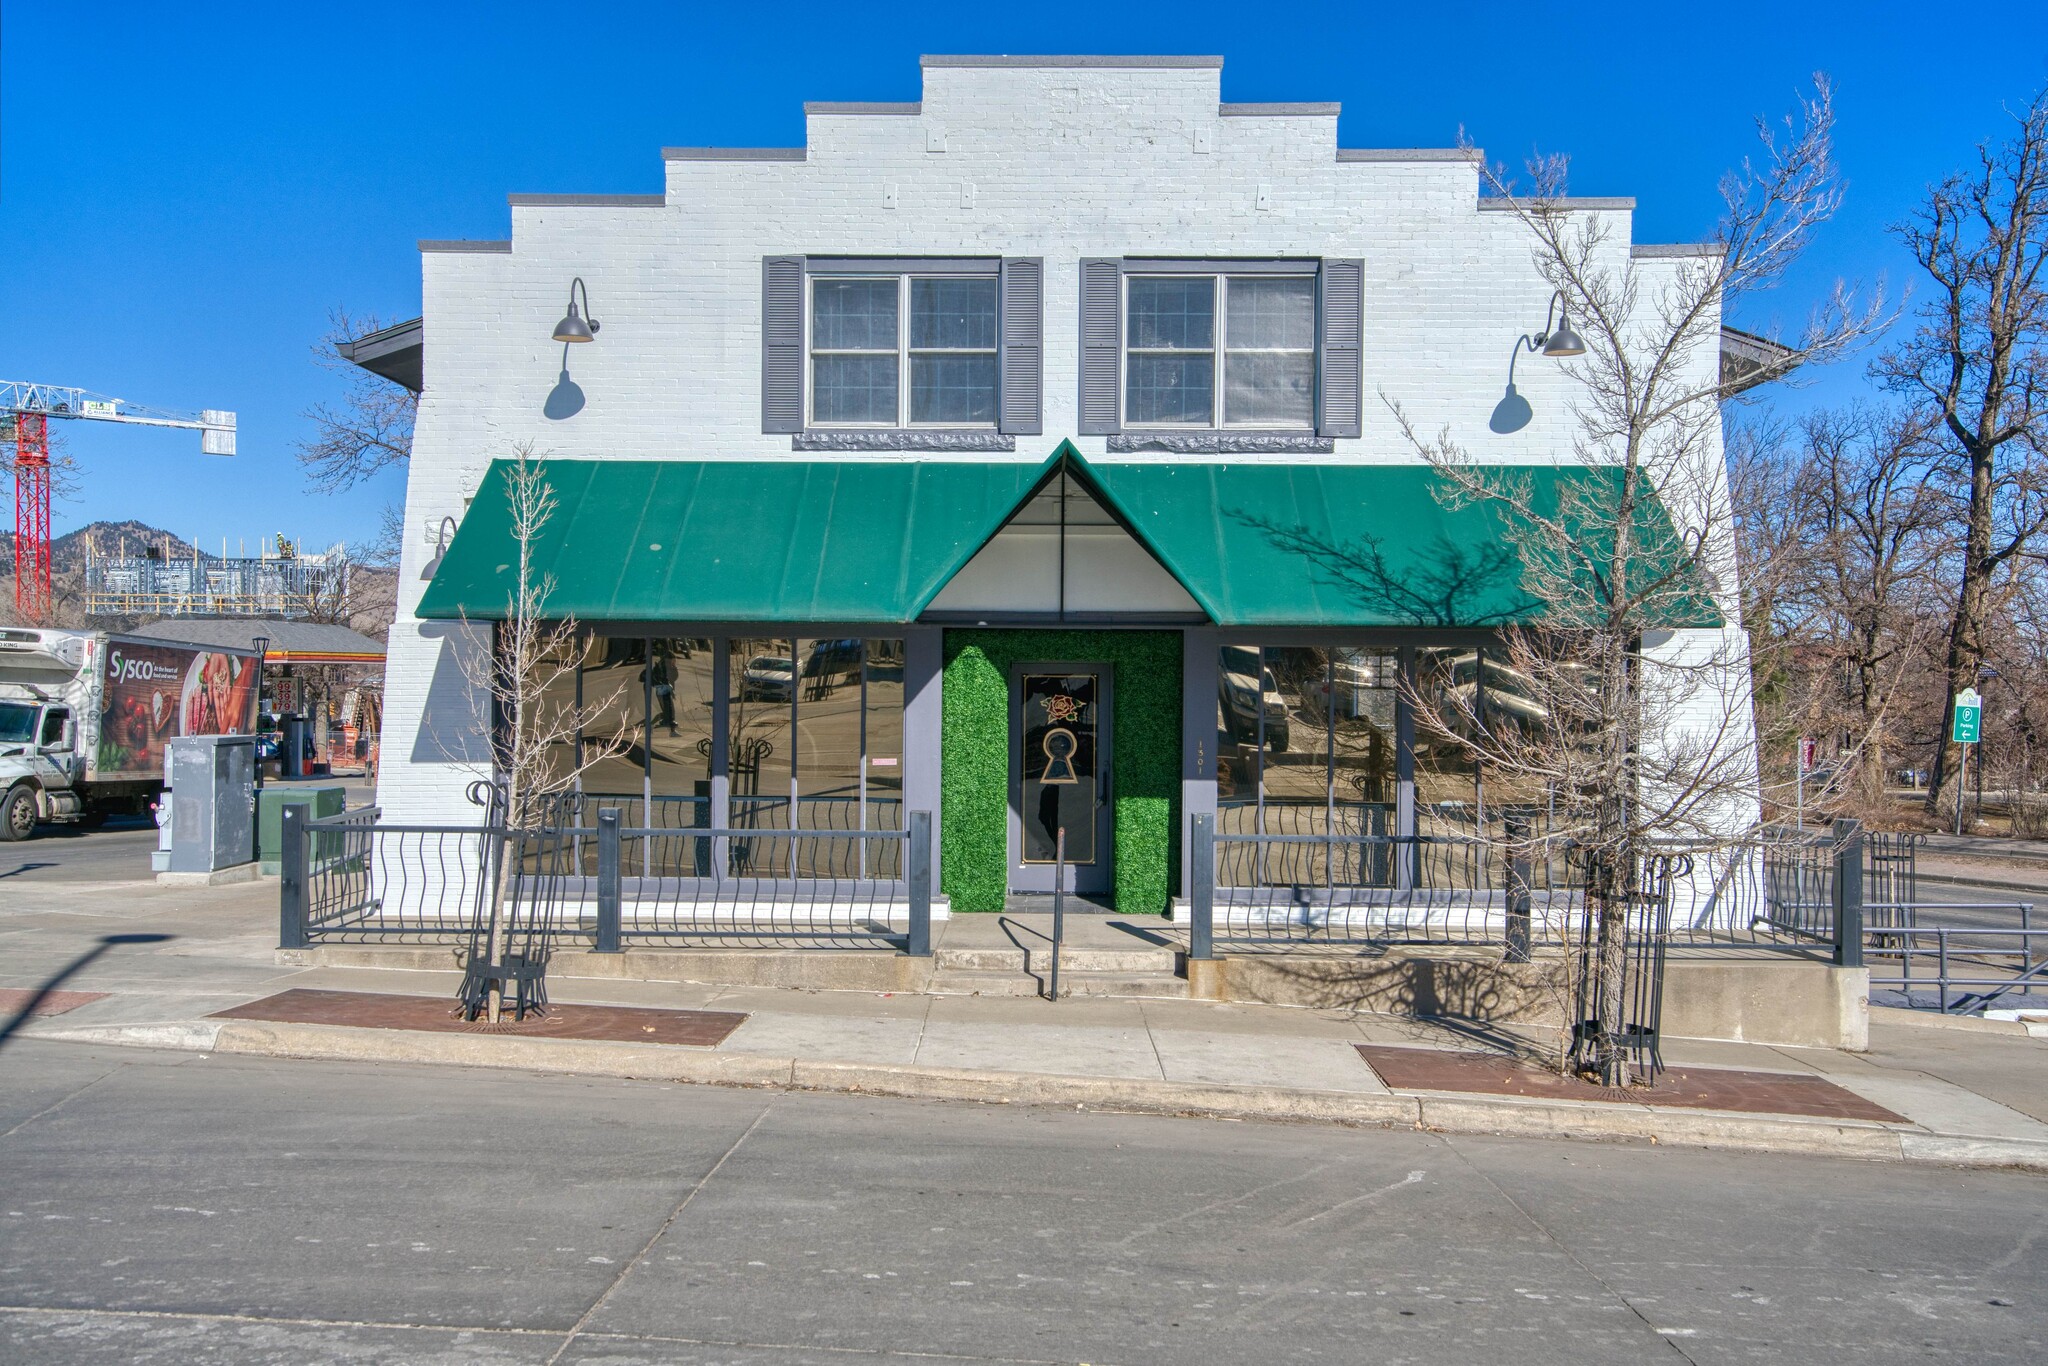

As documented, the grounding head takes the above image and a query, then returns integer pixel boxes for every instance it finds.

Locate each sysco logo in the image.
[107,650,180,684]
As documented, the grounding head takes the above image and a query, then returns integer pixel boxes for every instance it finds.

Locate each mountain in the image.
[0,521,202,576]
[1,519,395,640]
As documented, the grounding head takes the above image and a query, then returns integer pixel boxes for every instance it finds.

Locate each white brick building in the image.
[350,54,1759,923]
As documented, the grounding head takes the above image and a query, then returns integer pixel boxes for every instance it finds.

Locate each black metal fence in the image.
[1186,812,1872,963]
[279,803,934,955]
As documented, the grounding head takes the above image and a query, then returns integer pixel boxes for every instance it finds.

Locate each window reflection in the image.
[646,637,713,822]
[728,636,794,834]
[724,637,909,878]
[1216,644,1398,889]
[1413,648,1483,840]
[580,635,648,807]
[532,631,584,799]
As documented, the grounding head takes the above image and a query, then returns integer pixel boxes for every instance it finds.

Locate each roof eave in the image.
[336,317,424,394]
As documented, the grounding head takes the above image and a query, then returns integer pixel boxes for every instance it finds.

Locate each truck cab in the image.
[0,698,82,840]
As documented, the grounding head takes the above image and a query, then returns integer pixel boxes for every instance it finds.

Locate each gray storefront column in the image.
[1180,627,1219,906]
[903,627,944,891]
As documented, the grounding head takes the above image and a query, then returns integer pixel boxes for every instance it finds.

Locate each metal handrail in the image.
[1049,826,1066,1003]
[1866,925,2048,1013]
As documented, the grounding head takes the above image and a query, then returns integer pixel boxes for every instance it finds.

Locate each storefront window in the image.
[1413,647,1484,840]
[1216,643,1398,887]
[646,637,714,821]
[863,640,905,834]
[796,637,865,828]
[531,632,583,801]
[722,637,909,877]
[727,636,795,832]
[579,634,647,806]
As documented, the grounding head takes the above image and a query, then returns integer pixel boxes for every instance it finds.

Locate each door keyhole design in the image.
[1040,726,1079,784]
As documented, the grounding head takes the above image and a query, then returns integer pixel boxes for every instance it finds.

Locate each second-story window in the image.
[1124,274,1316,428]
[810,274,999,427]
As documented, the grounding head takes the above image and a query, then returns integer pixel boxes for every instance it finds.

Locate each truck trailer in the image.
[0,627,259,841]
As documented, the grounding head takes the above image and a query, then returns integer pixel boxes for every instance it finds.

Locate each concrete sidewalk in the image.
[6,873,2048,1174]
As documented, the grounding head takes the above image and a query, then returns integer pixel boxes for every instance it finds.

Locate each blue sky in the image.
[4,2,2045,552]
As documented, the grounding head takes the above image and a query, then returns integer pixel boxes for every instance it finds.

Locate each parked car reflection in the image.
[740,655,797,702]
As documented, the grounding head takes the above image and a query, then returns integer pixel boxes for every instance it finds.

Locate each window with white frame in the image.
[809,274,1000,427]
[1124,274,1317,428]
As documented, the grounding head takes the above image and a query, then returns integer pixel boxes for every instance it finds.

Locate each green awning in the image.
[418,455,1059,623]
[418,444,1720,629]
[1079,457,1720,629]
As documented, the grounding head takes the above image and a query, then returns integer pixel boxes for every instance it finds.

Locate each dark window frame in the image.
[1116,258,1325,434]
[804,261,1002,432]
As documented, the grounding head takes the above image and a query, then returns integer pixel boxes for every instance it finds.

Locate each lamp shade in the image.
[1541,316,1587,357]
[552,303,596,343]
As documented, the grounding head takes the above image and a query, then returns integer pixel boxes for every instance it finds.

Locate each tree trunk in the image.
[483,838,509,1025]
[1926,451,1995,821]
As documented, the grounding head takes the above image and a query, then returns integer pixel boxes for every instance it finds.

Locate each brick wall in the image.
[377,57,1755,826]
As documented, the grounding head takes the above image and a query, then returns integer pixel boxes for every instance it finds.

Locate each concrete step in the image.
[934,945,1178,974]
[926,967,1190,999]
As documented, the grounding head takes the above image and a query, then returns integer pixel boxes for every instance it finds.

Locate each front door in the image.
[1009,664,1113,895]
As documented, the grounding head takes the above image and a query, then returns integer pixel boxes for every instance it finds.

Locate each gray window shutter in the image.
[762,255,804,434]
[999,257,1043,435]
[1078,258,1121,435]
[1317,258,1363,439]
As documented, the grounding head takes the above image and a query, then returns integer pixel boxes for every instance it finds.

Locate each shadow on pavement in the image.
[0,933,176,1052]
[0,863,58,879]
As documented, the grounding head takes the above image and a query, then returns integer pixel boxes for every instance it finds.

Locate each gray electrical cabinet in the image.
[164,735,257,873]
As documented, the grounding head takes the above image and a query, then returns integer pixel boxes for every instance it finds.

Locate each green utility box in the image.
[258,785,346,876]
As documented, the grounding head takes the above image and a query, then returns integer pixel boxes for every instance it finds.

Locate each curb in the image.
[1870,1005,2038,1038]
[29,1018,2048,1175]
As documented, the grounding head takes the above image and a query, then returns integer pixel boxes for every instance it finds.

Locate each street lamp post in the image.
[251,635,270,796]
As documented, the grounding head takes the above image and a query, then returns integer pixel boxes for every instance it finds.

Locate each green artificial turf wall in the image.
[941,629,1182,915]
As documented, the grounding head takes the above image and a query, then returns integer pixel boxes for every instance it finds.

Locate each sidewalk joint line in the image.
[546,1096,777,1365]
[0,1062,127,1143]
[1138,1000,1170,1081]
[1440,1135,1702,1363]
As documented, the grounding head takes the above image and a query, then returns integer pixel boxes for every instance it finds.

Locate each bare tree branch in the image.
[295,308,417,495]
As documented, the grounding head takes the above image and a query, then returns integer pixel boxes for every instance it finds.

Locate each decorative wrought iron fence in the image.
[1186,812,1866,961]
[279,802,933,955]
[1204,829,1542,945]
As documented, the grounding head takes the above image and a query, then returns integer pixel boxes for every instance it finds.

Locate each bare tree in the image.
[296,309,416,494]
[1388,78,1882,1085]
[453,448,628,1022]
[1873,85,2048,820]
[1739,406,1950,818]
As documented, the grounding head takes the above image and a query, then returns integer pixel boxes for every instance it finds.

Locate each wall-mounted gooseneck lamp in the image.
[552,277,601,343]
[421,515,459,581]
[1489,291,1588,433]
[1530,291,1586,358]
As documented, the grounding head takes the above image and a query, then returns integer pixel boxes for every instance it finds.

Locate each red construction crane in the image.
[2,381,236,621]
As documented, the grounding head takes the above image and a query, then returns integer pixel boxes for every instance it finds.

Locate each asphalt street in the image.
[1,1039,2042,1365]
[0,818,157,886]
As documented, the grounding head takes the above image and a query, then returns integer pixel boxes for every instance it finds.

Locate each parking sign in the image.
[1952,688,1981,745]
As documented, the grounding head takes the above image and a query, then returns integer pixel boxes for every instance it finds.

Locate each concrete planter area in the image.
[1188,949,1866,1051]
[284,912,1868,1050]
